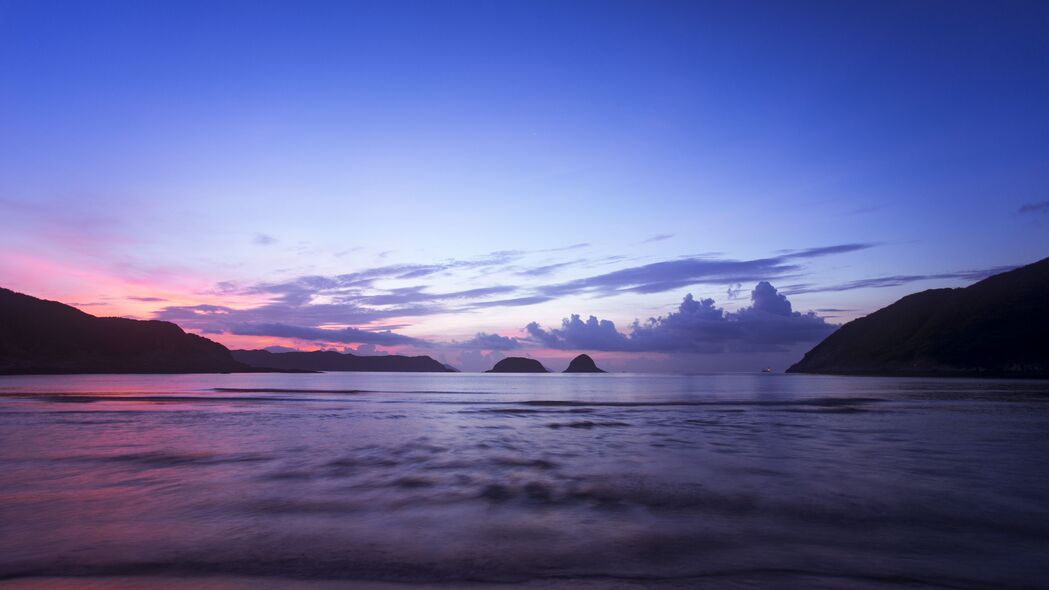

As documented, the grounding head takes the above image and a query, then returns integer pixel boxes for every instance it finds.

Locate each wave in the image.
[211,387,369,394]
[0,562,1016,590]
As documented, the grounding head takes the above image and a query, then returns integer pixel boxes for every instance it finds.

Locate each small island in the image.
[233,349,454,373]
[485,357,549,373]
[563,354,606,373]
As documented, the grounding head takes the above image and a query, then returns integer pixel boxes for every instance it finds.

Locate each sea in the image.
[0,372,1047,590]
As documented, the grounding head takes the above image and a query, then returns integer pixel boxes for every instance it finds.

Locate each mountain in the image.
[232,349,454,372]
[485,357,549,373]
[787,257,1049,378]
[563,354,606,373]
[0,287,251,374]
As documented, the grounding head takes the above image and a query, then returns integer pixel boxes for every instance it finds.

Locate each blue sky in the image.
[1,0,1047,371]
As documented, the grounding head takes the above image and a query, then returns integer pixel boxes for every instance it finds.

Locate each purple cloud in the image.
[779,243,876,258]
[784,265,1016,294]
[526,282,836,353]
[1019,200,1049,214]
[540,257,802,296]
[453,332,521,350]
[153,244,874,340]
[640,233,674,244]
[229,323,428,346]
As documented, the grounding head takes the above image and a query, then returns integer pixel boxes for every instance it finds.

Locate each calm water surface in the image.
[1,373,1047,589]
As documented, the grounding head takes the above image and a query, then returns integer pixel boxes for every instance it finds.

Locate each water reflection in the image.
[1,373,1047,589]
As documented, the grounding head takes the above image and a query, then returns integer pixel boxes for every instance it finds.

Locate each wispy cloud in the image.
[467,295,555,308]
[783,266,1015,294]
[540,242,590,252]
[357,285,516,306]
[515,260,584,277]
[151,243,876,345]
[639,233,674,244]
[1019,200,1049,214]
[253,233,278,246]
[539,257,799,296]
[230,323,428,346]
[536,244,877,297]
[779,243,876,259]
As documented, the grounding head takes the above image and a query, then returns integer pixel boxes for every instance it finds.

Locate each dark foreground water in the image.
[1,373,1047,590]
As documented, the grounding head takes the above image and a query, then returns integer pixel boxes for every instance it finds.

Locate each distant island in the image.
[563,354,606,373]
[0,287,253,374]
[233,349,454,372]
[486,357,549,373]
[788,256,1049,378]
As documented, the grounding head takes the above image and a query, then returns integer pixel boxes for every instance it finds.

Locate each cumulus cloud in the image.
[525,282,836,353]
[527,315,631,351]
[749,280,793,315]
[352,343,389,356]
[453,332,521,350]
[263,345,298,353]
[454,349,506,372]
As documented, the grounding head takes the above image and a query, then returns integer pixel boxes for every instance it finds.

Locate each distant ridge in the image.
[0,287,252,374]
[485,357,549,373]
[563,354,606,373]
[787,257,1049,378]
[233,349,454,372]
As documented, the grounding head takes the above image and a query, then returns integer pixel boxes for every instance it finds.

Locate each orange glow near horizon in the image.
[1,251,266,321]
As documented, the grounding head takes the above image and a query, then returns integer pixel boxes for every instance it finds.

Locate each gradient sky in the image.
[2,0,1047,371]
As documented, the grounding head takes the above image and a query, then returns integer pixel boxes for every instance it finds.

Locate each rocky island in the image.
[563,354,606,373]
[485,357,550,373]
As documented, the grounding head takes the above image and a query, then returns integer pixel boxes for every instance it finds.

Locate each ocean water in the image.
[0,372,1047,589]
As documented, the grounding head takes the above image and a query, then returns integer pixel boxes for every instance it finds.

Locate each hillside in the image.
[0,287,250,374]
[787,257,1049,378]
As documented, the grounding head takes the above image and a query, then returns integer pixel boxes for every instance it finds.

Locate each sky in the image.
[1,0,1047,372]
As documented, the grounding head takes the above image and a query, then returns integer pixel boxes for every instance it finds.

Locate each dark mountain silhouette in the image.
[788,257,1049,378]
[0,287,252,374]
[563,354,606,373]
[485,357,549,373]
[233,349,454,372]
